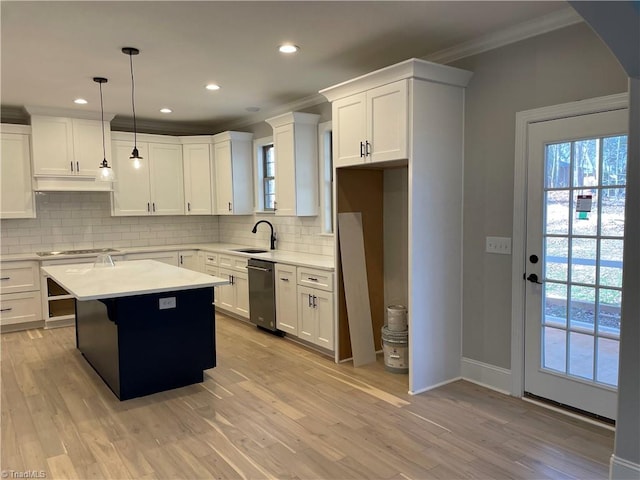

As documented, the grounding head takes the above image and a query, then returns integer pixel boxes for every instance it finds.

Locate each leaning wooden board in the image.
[338,212,376,366]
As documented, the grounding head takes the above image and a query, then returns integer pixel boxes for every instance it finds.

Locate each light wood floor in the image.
[2,314,614,479]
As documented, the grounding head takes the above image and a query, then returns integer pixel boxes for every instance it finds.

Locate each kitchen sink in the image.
[232,248,268,254]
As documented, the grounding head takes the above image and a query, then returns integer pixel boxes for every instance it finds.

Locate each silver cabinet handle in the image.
[308,294,312,307]
[1,307,13,312]
[313,295,317,308]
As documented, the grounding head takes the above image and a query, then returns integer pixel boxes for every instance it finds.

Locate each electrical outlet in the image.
[486,236,512,255]
[159,297,176,310]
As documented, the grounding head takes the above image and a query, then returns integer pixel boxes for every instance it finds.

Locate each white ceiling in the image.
[1,1,573,133]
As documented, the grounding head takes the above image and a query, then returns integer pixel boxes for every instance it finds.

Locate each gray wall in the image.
[452,23,628,368]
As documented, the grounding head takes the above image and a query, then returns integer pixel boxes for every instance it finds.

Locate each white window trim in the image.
[253,135,274,214]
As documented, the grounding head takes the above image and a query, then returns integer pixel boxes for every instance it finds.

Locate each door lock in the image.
[526,273,543,285]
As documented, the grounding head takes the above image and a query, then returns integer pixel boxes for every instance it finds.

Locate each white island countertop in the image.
[41,260,229,301]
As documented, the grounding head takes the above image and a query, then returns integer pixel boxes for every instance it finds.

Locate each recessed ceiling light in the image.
[278,44,299,54]
[74,98,88,105]
[205,84,220,91]
[160,108,172,114]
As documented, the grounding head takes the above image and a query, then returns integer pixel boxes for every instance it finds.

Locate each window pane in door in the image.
[543,326,566,373]
[545,237,568,282]
[569,331,594,380]
[572,193,599,236]
[600,239,624,288]
[598,288,622,334]
[545,142,571,188]
[545,191,570,235]
[570,285,595,332]
[573,139,599,187]
[600,191,626,237]
[570,238,597,285]
[602,136,627,187]
[544,282,567,327]
[597,337,619,386]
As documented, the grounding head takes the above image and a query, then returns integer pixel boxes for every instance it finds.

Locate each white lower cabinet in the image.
[0,260,42,331]
[178,250,202,272]
[275,264,298,335]
[215,254,249,319]
[297,285,334,349]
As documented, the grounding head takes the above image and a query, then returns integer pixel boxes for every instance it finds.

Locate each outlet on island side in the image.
[485,236,512,255]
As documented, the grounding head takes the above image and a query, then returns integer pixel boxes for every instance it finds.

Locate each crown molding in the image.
[424,7,583,65]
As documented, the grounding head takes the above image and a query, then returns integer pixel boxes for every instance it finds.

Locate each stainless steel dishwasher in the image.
[247,258,279,333]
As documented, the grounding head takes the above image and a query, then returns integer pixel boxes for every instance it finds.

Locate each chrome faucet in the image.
[252,220,276,250]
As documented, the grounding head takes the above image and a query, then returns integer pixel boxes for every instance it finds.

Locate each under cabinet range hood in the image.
[26,107,115,192]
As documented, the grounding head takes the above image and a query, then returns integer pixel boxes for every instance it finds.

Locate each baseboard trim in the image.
[409,376,462,396]
[461,357,511,395]
[610,454,640,479]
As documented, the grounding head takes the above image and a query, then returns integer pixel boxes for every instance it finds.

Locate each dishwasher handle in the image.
[247,265,272,273]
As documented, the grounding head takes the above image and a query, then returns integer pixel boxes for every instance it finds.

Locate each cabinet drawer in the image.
[0,291,43,326]
[204,252,218,266]
[218,254,248,272]
[297,267,333,292]
[0,261,40,294]
[204,265,219,277]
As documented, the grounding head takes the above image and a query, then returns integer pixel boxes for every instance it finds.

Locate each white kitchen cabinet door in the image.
[273,123,297,216]
[331,80,408,167]
[298,285,316,344]
[213,141,234,214]
[314,290,334,350]
[149,143,184,215]
[233,271,249,319]
[178,250,202,272]
[0,131,35,219]
[266,112,319,217]
[30,116,75,176]
[111,141,151,216]
[212,132,253,215]
[216,267,236,312]
[183,144,212,215]
[367,80,408,163]
[275,264,297,335]
[332,92,367,168]
[71,118,111,177]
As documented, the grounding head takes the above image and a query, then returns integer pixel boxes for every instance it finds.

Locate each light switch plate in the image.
[486,236,512,255]
[159,297,177,309]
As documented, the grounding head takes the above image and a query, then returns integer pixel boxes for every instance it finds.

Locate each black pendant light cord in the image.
[99,81,107,163]
[128,53,138,148]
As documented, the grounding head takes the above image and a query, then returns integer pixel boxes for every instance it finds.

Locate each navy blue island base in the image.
[75,287,215,401]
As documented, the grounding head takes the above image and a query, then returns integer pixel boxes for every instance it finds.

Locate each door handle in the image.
[526,273,543,285]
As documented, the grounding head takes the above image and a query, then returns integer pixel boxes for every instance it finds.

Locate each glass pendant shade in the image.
[99,159,115,181]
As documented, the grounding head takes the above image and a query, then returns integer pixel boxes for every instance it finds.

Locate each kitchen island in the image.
[41,260,229,400]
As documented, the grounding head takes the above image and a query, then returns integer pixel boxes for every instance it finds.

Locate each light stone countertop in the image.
[1,243,335,271]
[41,259,229,301]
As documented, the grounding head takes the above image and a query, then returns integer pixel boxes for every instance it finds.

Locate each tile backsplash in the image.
[0,192,334,257]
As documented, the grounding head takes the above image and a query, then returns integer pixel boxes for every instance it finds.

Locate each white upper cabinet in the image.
[1,125,35,219]
[27,109,114,191]
[182,141,213,215]
[212,131,253,215]
[111,132,184,216]
[265,112,320,216]
[330,80,407,168]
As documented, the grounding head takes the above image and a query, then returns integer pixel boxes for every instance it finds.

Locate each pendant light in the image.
[94,77,115,182]
[122,47,142,169]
